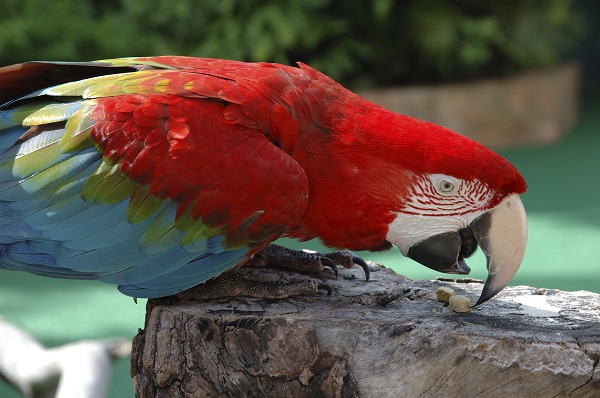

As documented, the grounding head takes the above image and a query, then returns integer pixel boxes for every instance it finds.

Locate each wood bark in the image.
[131,265,600,398]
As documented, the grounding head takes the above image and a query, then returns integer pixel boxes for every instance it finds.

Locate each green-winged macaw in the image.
[0,57,527,305]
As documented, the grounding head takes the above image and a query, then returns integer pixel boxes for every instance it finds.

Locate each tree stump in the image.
[131,264,600,398]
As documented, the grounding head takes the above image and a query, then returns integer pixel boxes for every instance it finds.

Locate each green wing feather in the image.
[81,160,136,206]
[0,100,77,129]
[138,202,187,254]
[95,57,178,70]
[177,209,221,247]
[18,149,99,197]
[59,101,96,152]
[41,73,141,98]
[40,71,184,99]
[0,132,67,179]
[127,185,167,224]
[21,102,82,126]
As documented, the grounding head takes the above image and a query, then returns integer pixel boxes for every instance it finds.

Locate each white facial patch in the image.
[386,173,494,255]
[386,211,484,255]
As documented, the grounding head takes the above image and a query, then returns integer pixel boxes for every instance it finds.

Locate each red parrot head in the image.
[304,88,528,306]
[375,112,528,306]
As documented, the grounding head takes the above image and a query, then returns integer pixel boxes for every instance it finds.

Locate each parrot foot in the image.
[246,244,370,281]
[174,267,330,301]
[165,245,368,302]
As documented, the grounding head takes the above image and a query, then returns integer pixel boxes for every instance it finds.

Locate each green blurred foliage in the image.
[0,0,586,87]
[405,0,587,81]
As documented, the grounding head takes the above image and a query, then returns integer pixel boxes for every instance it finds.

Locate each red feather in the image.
[90,93,308,251]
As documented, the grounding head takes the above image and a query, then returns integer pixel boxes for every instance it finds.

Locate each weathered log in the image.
[131,264,600,398]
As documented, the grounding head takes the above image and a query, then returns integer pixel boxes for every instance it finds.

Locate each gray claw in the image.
[317,283,333,295]
[352,256,370,281]
[320,257,338,278]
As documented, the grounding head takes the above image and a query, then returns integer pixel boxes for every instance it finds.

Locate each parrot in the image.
[0,56,527,305]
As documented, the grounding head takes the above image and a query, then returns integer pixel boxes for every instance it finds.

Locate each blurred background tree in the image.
[0,0,586,87]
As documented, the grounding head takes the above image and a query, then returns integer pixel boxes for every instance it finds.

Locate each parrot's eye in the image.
[438,179,455,193]
[428,174,460,196]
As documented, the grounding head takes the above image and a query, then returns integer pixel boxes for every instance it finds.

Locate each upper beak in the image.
[407,195,527,306]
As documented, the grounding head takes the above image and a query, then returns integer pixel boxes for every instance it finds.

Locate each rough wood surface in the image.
[131,264,600,398]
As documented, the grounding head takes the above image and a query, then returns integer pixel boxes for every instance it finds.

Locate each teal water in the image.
[0,94,598,397]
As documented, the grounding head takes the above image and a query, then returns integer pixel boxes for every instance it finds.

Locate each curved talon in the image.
[317,283,333,296]
[352,256,370,281]
[320,257,338,278]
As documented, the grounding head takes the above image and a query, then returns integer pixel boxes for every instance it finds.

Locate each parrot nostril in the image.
[459,228,478,258]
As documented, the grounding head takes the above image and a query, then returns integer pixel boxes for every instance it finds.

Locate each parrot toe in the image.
[319,250,371,282]
[317,283,333,295]
[319,257,339,278]
[247,244,370,281]
[352,256,370,281]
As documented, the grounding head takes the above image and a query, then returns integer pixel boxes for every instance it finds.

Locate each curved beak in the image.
[471,195,527,305]
[407,195,527,306]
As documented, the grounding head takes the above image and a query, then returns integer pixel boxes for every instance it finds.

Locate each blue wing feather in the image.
[117,247,246,298]
[0,126,27,152]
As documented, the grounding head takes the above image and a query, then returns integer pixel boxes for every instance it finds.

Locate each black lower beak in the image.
[406,228,477,275]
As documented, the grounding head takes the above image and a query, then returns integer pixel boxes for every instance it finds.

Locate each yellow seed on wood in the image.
[437,287,455,303]
[449,295,472,313]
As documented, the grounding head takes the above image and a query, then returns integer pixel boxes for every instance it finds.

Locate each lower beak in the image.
[407,195,527,306]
